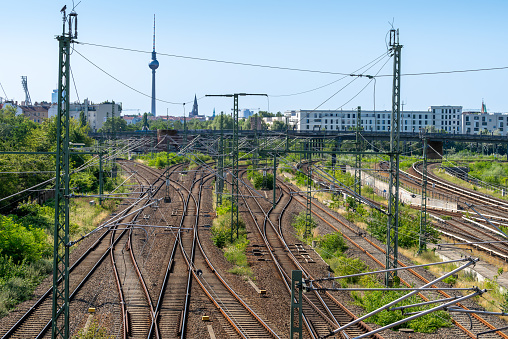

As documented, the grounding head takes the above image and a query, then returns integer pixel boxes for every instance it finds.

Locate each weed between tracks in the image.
[283,163,453,333]
[211,195,253,278]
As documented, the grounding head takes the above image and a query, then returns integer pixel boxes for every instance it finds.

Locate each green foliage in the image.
[0,257,52,316]
[0,215,50,263]
[73,319,113,339]
[13,200,54,232]
[468,161,508,187]
[329,256,366,285]
[0,109,93,209]
[353,285,451,333]
[442,275,457,285]
[271,120,287,131]
[317,233,348,259]
[247,166,273,190]
[97,116,128,133]
[367,206,439,249]
[224,237,250,271]
[291,211,317,239]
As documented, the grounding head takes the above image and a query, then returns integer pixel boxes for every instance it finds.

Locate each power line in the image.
[270,51,389,98]
[77,41,352,76]
[73,47,201,106]
[77,41,508,78]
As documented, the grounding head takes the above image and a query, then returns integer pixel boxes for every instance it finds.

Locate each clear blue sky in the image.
[1,0,508,117]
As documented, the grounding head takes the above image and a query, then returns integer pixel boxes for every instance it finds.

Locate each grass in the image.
[399,245,508,321]
[211,195,253,278]
[432,167,508,202]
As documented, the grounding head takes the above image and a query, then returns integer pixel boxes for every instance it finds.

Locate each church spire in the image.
[190,94,198,117]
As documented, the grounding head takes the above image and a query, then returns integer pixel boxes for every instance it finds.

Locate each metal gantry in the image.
[385,28,402,286]
[52,7,77,339]
[305,151,313,238]
[206,93,267,240]
[216,110,224,207]
[232,94,239,240]
[354,106,362,204]
[419,136,428,253]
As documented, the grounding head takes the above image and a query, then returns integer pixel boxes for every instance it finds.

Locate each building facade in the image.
[20,102,51,123]
[48,99,122,132]
[286,105,508,136]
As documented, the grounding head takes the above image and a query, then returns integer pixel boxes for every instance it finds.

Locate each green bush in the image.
[0,215,50,263]
[0,256,52,316]
[291,211,317,239]
[353,288,451,332]
[329,256,366,284]
[318,233,348,259]
[367,206,439,249]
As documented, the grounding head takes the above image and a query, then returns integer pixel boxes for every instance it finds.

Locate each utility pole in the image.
[52,7,77,338]
[253,115,259,170]
[183,103,187,150]
[273,153,277,209]
[385,28,402,287]
[305,152,313,238]
[419,136,428,253]
[164,137,171,203]
[355,106,362,206]
[216,111,224,207]
[206,93,267,241]
[99,150,103,206]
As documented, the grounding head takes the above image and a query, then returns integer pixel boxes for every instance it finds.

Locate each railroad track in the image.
[239,169,380,339]
[281,167,508,338]
[130,161,279,338]
[0,162,181,338]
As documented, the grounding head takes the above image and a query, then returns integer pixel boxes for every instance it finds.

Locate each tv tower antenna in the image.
[21,76,32,106]
[148,14,159,116]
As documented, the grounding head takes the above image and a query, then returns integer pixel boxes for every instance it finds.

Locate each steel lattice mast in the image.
[52,7,77,338]
[355,106,362,205]
[206,93,266,240]
[419,135,428,253]
[385,28,402,286]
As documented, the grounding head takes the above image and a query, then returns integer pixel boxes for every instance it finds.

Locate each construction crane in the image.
[21,76,31,106]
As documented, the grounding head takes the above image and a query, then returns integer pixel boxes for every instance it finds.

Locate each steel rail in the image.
[241,170,380,338]
[170,168,280,338]
[283,175,508,339]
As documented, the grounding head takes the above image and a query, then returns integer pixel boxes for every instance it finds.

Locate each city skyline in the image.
[1,1,508,118]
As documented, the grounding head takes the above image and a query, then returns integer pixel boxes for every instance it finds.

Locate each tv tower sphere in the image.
[149,59,159,70]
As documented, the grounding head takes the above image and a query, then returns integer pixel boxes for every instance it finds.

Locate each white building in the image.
[286,105,467,134]
[462,111,508,135]
[48,99,122,132]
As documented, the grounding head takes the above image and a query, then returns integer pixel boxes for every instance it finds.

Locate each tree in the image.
[258,111,275,118]
[271,120,287,131]
[98,117,128,133]
[209,113,234,130]
[79,110,87,126]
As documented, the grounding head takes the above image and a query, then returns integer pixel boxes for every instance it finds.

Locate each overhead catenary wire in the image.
[76,40,508,78]
[72,47,201,106]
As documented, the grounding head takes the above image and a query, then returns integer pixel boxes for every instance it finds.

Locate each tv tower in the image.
[148,15,159,116]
